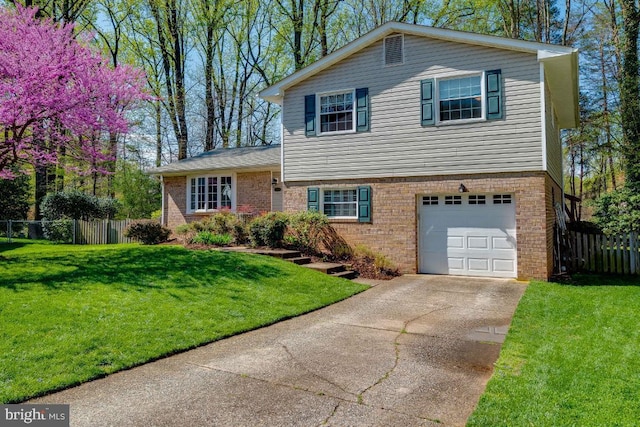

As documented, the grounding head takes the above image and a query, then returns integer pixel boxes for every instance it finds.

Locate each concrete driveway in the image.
[32,275,526,426]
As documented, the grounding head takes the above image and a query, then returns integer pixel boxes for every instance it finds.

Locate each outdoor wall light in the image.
[458,183,468,193]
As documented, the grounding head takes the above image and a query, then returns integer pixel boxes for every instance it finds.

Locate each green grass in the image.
[0,242,368,403]
[468,275,640,426]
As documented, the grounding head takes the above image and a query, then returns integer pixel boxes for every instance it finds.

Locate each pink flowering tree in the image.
[0,6,149,179]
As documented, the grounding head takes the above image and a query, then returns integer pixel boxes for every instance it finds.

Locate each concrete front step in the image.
[303,262,347,275]
[289,256,312,265]
[251,249,302,259]
[330,270,359,280]
[221,248,357,280]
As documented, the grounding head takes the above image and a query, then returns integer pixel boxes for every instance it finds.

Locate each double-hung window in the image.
[307,186,372,223]
[438,76,482,122]
[421,69,502,126]
[319,91,354,133]
[323,189,358,218]
[188,175,233,212]
[304,88,369,136]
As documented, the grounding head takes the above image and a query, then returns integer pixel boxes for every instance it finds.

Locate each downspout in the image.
[540,62,547,172]
[160,175,165,226]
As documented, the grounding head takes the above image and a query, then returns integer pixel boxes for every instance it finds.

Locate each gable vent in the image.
[384,34,404,66]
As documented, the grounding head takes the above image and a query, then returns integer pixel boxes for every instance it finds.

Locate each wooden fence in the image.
[1,219,137,244]
[564,230,639,275]
[74,220,135,244]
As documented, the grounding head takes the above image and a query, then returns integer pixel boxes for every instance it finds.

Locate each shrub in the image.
[592,188,640,235]
[40,190,118,221]
[190,231,233,246]
[233,222,248,245]
[249,212,289,247]
[175,214,249,245]
[124,220,170,245]
[353,244,399,276]
[0,169,30,220]
[175,223,192,235]
[285,211,330,255]
[42,219,73,243]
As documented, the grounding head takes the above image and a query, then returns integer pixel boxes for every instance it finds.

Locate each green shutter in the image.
[355,87,369,132]
[486,69,503,120]
[357,186,372,223]
[420,79,435,126]
[305,95,316,136]
[307,187,320,212]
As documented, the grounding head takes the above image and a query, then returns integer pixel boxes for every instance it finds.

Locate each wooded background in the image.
[1,0,637,222]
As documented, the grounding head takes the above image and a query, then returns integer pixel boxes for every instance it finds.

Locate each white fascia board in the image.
[259,21,577,105]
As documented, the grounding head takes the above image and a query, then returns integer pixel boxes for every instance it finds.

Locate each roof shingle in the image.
[150,145,280,175]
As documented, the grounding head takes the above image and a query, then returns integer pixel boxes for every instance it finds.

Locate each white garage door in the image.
[419,194,517,278]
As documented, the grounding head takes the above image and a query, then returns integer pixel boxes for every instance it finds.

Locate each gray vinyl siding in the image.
[545,82,563,186]
[282,34,543,182]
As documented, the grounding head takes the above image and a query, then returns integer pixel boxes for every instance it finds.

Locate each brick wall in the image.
[546,175,562,279]
[163,171,273,230]
[236,171,272,213]
[284,172,555,280]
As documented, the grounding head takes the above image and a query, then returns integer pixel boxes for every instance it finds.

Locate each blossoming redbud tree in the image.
[0,6,150,179]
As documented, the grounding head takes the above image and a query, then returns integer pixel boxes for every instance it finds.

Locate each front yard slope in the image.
[468,277,640,426]
[0,243,368,403]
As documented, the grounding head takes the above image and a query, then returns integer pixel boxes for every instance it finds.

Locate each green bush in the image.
[285,211,330,255]
[175,214,249,245]
[40,191,118,221]
[175,224,192,235]
[0,169,30,220]
[42,219,73,243]
[593,188,640,235]
[233,222,248,245]
[124,220,171,245]
[190,231,233,246]
[354,244,398,274]
[249,212,289,247]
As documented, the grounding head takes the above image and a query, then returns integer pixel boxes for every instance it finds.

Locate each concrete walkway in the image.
[32,275,526,426]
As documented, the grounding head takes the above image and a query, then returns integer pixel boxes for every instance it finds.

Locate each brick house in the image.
[259,22,579,280]
[152,145,282,230]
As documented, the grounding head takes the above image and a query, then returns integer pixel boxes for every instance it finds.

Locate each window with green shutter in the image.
[420,79,435,126]
[307,187,373,222]
[486,69,503,120]
[355,88,369,132]
[307,187,319,211]
[420,70,504,125]
[304,95,316,136]
[357,186,372,223]
[305,88,369,136]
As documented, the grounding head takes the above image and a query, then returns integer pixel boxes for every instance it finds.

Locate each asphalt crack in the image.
[281,343,356,398]
[357,305,453,403]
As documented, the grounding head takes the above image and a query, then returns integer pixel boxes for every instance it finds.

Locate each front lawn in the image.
[468,275,640,426]
[0,243,368,403]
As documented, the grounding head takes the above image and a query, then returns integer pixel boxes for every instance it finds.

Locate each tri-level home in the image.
[259,22,578,280]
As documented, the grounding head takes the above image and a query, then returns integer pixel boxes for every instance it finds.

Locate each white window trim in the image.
[316,88,356,136]
[434,71,486,126]
[321,188,359,219]
[186,173,236,214]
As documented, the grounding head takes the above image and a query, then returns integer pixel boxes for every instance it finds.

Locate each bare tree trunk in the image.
[155,101,162,167]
